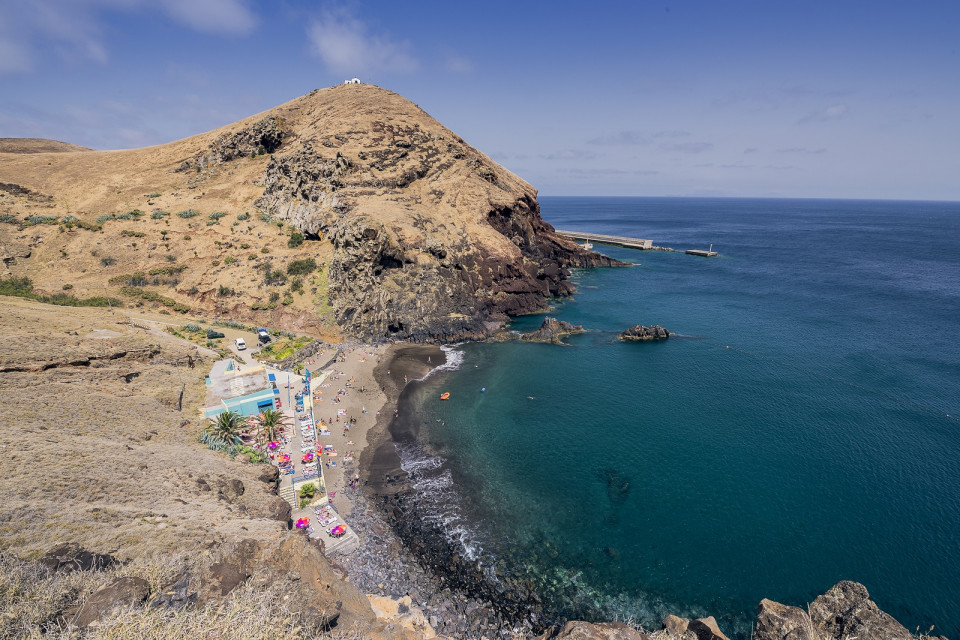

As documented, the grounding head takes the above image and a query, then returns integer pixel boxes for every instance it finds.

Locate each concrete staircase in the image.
[279,482,297,509]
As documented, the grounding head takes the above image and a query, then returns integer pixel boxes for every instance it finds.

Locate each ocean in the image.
[399,197,960,637]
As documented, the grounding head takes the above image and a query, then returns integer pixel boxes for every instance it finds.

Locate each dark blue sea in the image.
[402,197,960,637]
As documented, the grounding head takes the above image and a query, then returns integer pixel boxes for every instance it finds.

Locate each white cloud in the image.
[798,103,850,124]
[158,0,257,35]
[307,8,418,76]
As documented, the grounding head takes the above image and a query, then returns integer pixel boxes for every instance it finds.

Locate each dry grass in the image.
[0,551,374,640]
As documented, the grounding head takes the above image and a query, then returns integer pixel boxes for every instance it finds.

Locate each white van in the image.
[235,338,247,350]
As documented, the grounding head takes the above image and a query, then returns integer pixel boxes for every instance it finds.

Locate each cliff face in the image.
[246,85,622,340]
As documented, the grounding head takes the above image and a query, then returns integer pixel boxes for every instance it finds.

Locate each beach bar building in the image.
[203,359,280,418]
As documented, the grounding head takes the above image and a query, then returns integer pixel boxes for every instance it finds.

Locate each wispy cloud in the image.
[777,147,827,154]
[743,147,758,155]
[587,130,688,146]
[660,141,713,153]
[444,54,472,73]
[0,1,257,75]
[158,0,257,35]
[798,103,849,124]
[307,7,417,75]
[541,149,597,160]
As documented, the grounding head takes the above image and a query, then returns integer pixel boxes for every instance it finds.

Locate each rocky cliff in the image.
[0,84,622,342]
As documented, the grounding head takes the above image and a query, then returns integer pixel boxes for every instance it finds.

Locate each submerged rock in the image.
[521,317,585,343]
[619,325,670,341]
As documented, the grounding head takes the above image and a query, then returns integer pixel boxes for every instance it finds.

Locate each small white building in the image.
[344,78,361,85]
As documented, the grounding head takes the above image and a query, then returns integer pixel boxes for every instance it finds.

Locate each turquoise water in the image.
[403,198,960,636]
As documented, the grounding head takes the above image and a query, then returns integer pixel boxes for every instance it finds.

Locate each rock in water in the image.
[520,317,584,343]
[619,324,670,341]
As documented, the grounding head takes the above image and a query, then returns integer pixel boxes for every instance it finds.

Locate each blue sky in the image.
[1,1,957,200]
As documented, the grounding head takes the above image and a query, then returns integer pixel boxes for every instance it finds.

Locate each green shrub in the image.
[258,213,273,223]
[269,291,280,303]
[224,256,236,265]
[209,211,227,221]
[0,276,120,307]
[146,192,161,198]
[97,214,116,223]
[287,231,304,248]
[282,294,294,306]
[177,209,199,219]
[62,284,73,291]
[148,265,186,276]
[121,229,146,238]
[237,212,250,221]
[286,258,316,275]
[24,215,59,226]
[184,324,202,333]
[217,285,234,297]
[263,268,287,286]
[100,257,117,267]
[151,210,170,219]
[0,214,19,225]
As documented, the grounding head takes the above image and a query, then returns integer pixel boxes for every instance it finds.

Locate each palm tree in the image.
[207,410,247,444]
[293,363,305,376]
[259,408,282,444]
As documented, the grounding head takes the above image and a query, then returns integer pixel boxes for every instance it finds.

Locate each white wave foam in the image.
[395,441,484,561]
[419,345,464,380]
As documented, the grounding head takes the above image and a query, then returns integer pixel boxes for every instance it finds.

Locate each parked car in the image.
[206,329,225,339]
[257,328,271,344]
[235,338,247,350]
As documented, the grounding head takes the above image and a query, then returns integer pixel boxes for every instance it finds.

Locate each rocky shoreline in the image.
[340,343,951,640]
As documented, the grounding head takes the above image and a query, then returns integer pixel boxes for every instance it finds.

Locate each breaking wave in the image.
[395,440,485,562]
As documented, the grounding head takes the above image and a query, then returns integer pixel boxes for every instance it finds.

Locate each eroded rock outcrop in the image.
[176,116,286,172]
[521,317,585,343]
[619,325,670,341]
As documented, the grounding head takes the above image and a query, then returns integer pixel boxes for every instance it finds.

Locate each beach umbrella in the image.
[268,441,280,450]
[331,524,346,536]
[295,517,310,529]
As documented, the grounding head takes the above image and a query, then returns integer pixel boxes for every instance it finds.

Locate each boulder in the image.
[808,581,912,640]
[619,325,670,341]
[521,317,585,343]
[688,617,731,640]
[40,543,119,573]
[754,598,817,640]
[73,576,150,627]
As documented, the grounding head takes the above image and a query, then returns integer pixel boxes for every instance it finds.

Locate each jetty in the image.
[555,230,718,257]
[685,248,719,257]
[554,230,653,250]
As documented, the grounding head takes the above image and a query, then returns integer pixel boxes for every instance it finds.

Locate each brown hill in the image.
[0,84,618,341]
[0,137,92,154]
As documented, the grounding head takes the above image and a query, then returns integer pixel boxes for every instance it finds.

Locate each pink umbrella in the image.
[268,441,280,450]
[296,517,310,529]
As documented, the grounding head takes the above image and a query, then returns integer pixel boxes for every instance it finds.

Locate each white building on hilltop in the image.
[344,77,361,84]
